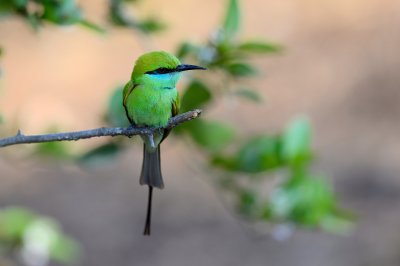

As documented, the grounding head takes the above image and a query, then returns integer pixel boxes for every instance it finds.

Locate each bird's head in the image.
[131,51,206,83]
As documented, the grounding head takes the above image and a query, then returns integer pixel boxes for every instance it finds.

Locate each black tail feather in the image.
[140,144,163,235]
[143,186,153,235]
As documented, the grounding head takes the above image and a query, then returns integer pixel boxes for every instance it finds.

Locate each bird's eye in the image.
[147,67,171,75]
[156,68,169,74]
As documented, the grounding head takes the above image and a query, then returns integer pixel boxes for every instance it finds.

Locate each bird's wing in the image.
[161,93,180,142]
[122,81,138,125]
[171,92,180,117]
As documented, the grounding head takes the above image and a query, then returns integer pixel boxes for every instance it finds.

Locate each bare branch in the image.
[0,109,202,148]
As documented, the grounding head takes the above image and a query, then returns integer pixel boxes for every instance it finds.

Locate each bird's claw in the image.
[148,133,156,149]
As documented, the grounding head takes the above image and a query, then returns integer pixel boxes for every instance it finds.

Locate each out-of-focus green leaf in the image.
[212,135,281,173]
[0,207,80,263]
[41,0,83,25]
[226,62,256,76]
[269,175,341,226]
[50,234,80,264]
[79,20,106,33]
[182,119,235,152]
[236,136,281,172]
[22,217,79,265]
[180,80,212,113]
[238,190,257,216]
[137,17,165,33]
[78,142,122,166]
[0,207,34,240]
[0,0,99,30]
[109,0,129,26]
[321,213,354,234]
[223,0,240,39]
[176,42,198,60]
[233,88,262,103]
[0,2,13,14]
[106,86,131,127]
[211,155,237,171]
[35,141,71,159]
[109,0,164,33]
[238,41,283,54]
[281,117,312,165]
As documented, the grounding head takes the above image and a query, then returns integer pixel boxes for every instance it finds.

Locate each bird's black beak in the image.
[175,64,207,72]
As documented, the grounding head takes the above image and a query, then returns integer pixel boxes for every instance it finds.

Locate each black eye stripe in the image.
[146,67,175,75]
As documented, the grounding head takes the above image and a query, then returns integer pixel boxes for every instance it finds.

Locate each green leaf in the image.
[321,213,354,234]
[183,119,235,152]
[223,0,240,39]
[233,88,262,103]
[236,136,281,172]
[109,0,130,26]
[78,142,122,166]
[226,62,257,76]
[50,234,80,264]
[238,190,257,216]
[137,17,165,33]
[0,207,80,263]
[212,135,281,173]
[269,174,341,226]
[176,42,197,60]
[109,0,164,33]
[79,20,106,33]
[180,80,212,113]
[106,86,131,127]
[0,2,14,14]
[281,117,312,165]
[0,207,34,240]
[238,41,283,53]
[35,140,71,159]
[41,0,83,25]
[23,217,79,264]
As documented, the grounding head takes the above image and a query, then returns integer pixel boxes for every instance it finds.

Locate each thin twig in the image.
[0,110,202,148]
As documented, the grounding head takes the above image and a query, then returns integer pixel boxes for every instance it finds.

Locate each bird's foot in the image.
[148,133,156,149]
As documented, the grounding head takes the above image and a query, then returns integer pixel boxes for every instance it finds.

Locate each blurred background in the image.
[1,0,400,265]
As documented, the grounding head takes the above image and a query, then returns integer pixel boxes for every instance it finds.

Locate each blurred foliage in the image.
[0,207,79,265]
[0,0,99,31]
[78,142,123,166]
[0,0,163,33]
[105,86,131,128]
[267,174,352,233]
[0,0,164,55]
[31,127,73,160]
[109,0,165,33]
[0,0,352,258]
[180,119,236,153]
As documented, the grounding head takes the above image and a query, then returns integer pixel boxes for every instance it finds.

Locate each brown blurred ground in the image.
[1,0,400,265]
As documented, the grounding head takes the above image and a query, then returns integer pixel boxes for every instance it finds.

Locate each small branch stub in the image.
[0,109,202,148]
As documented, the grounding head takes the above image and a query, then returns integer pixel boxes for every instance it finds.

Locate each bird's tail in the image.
[140,144,164,188]
[140,144,164,235]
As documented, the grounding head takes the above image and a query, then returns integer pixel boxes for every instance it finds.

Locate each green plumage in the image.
[123,79,179,128]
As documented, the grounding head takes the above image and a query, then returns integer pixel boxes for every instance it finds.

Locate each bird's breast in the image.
[127,85,177,127]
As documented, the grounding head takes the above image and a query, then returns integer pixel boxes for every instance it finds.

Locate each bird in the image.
[122,51,206,235]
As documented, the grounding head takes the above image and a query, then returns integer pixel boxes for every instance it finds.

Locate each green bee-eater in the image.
[123,51,206,235]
